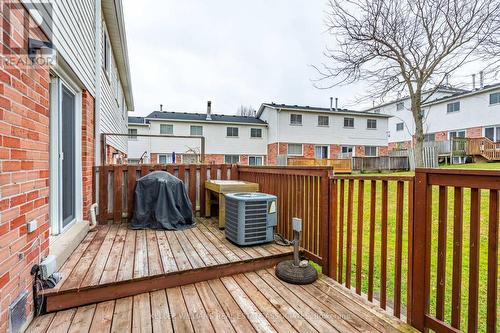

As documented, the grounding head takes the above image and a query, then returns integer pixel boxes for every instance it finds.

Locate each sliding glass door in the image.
[61,86,76,228]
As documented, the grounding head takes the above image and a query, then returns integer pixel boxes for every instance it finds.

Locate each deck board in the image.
[30,270,416,333]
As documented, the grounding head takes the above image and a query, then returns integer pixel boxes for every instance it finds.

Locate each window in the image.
[340,146,353,158]
[318,115,329,126]
[424,133,436,142]
[447,101,460,113]
[226,127,239,137]
[190,125,203,136]
[158,154,173,164]
[344,117,354,128]
[490,92,500,105]
[485,126,500,142]
[249,156,263,166]
[367,119,377,129]
[290,114,302,125]
[128,159,140,164]
[103,32,110,74]
[396,122,404,131]
[250,128,262,138]
[396,102,404,111]
[365,146,378,157]
[449,130,465,139]
[314,146,328,159]
[287,143,303,156]
[160,124,173,135]
[224,155,240,164]
[128,128,137,140]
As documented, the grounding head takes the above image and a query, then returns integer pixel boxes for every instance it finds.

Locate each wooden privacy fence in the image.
[237,166,332,271]
[287,157,352,173]
[352,156,410,172]
[328,175,415,321]
[96,164,237,223]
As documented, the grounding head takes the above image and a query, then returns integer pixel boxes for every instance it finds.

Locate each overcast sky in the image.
[122,0,491,116]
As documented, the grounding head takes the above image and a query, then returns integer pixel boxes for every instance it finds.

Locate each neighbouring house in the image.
[257,103,391,165]
[128,102,268,165]
[0,0,133,331]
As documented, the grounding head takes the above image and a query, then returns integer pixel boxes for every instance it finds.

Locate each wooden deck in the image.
[30,268,416,333]
[43,218,293,312]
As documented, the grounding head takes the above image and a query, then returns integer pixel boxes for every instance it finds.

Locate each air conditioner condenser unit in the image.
[224,192,277,246]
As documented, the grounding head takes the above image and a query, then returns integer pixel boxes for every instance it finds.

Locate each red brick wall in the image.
[267,143,277,165]
[81,91,94,220]
[303,144,314,158]
[0,1,50,329]
[329,144,340,158]
[204,154,224,164]
[467,126,482,138]
[355,146,365,157]
[435,131,448,141]
[379,146,388,156]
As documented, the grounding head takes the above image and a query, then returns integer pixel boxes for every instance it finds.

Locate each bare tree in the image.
[237,105,257,117]
[316,0,500,166]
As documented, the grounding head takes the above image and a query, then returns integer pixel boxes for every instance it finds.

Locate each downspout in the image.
[93,0,102,224]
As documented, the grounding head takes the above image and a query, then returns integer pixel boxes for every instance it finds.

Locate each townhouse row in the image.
[127,102,390,165]
[0,1,133,330]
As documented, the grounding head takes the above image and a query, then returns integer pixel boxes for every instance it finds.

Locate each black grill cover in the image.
[131,171,195,230]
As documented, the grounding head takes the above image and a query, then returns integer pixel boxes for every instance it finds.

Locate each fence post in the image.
[328,177,338,279]
[320,170,331,274]
[230,164,239,180]
[411,169,431,331]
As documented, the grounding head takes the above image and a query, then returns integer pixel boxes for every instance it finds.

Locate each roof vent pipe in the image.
[479,71,484,89]
[206,101,212,120]
[335,98,338,111]
[472,74,476,90]
[330,97,333,111]
[160,104,163,111]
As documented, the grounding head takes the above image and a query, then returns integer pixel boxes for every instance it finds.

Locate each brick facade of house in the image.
[81,91,95,221]
[0,1,51,329]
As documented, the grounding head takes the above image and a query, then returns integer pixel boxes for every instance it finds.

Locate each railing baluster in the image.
[338,179,345,283]
[451,187,463,329]
[394,180,404,317]
[486,189,498,333]
[380,180,388,310]
[355,179,364,295]
[346,179,354,289]
[468,188,480,333]
[113,166,123,224]
[368,180,376,302]
[436,185,448,320]
[329,179,338,279]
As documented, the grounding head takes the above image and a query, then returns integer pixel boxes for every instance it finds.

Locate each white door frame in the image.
[49,67,83,236]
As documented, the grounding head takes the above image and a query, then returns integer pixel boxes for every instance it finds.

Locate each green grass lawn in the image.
[333,162,499,332]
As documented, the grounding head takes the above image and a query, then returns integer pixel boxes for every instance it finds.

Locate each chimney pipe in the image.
[479,71,484,89]
[206,101,212,120]
[472,74,476,90]
[160,104,163,111]
[335,98,338,111]
[330,97,333,111]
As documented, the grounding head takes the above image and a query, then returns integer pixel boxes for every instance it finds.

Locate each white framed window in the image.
[396,102,404,111]
[424,133,435,142]
[314,146,328,159]
[490,92,500,105]
[227,127,239,137]
[249,156,263,166]
[365,146,378,157]
[224,155,240,164]
[344,117,354,128]
[160,124,173,135]
[318,115,329,126]
[158,154,173,164]
[103,31,111,75]
[290,114,302,125]
[396,122,404,131]
[447,101,460,113]
[250,128,262,138]
[190,125,203,136]
[449,130,465,139]
[485,126,500,142]
[128,128,137,140]
[287,143,303,156]
[128,159,140,164]
[340,146,354,158]
[367,119,377,129]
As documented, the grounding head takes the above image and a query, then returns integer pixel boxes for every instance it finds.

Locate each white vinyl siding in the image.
[287,143,302,156]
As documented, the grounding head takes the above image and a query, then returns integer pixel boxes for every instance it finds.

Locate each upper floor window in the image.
[225,155,240,164]
[227,127,239,137]
[490,92,500,105]
[447,101,460,113]
[160,124,173,135]
[128,128,137,140]
[103,32,110,74]
[287,143,303,156]
[190,125,203,136]
[396,122,404,131]
[367,119,377,129]
[365,146,378,157]
[344,117,354,128]
[318,115,329,126]
[290,114,302,125]
[250,128,262,138]
[396,102,405,111]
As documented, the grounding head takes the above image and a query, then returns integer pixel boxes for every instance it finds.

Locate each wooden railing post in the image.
[320,170,331,274]
[231,164,239,180]
[328,178,338,279]
[411,169,431,331]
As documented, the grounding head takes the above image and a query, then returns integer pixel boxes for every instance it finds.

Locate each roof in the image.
[145,111,268,125]
[363,86,467,112]
[103,0,134,111]
[257,103,391,118]
[128,116,148,125]
[422,82,500,106]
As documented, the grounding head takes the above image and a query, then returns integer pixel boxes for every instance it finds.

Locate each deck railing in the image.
[467,137,500,160]
[351,156,410,172]
[287,157,352,173]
